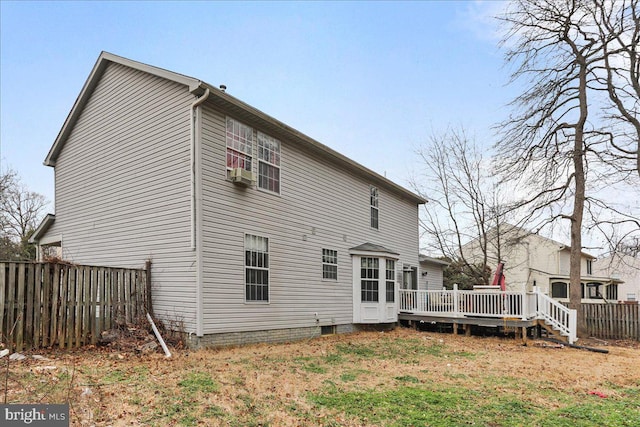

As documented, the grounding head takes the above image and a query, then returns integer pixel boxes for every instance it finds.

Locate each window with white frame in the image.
[385,260,395,303]
[586,259,593,275]
[245,234,269,302]
[322,249,338,280]
[361,257,379,302]
[627,293,637,301]
[606,284,618,300]
[226,118,253,172]
[257,132,281,193]
[370,186,379,229]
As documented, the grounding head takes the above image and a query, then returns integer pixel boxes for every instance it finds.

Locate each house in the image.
[29,52,426,348]
[418,255,449,291]
[594,253,640,303]
[460,224,622,303]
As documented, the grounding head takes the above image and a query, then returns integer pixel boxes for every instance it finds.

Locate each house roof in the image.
[44,51,426,205]
[462,223,597,259]
[28,214,56,244]
[349,243,399,256]
[419,255,450,266]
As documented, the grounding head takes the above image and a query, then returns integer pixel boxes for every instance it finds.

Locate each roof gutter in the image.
[191,87,210,338]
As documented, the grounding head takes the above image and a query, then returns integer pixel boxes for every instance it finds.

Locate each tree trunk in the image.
[569,56,589,337]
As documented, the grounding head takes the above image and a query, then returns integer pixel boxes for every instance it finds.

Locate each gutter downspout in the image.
[191,87,210,338]
[191,88,210,249]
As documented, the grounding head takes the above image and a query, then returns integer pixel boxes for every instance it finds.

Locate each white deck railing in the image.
[536,290,577,344]
[398,284,576,343]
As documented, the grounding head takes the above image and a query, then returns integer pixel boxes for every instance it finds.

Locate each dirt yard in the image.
[3,327,640,426]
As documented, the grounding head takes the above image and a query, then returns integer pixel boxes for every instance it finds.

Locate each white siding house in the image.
[30,52,425,347]
[419,255,448,291]
[594,254,640,303]
[460,224,622,303]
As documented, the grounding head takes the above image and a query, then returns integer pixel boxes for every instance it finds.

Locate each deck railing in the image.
[399,284,536,320]
[536,290,577,344]
[398,285,576,343]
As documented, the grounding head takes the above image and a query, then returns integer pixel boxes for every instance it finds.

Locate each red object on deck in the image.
[491,262,506,291]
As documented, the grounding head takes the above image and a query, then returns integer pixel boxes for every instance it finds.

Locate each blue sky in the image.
[1,1,509,207]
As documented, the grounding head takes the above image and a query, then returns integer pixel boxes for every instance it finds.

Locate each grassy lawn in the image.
[3,328,640,426]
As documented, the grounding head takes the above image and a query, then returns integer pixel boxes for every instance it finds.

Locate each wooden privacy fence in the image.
[580,303,639,340]
[0,262,149,351]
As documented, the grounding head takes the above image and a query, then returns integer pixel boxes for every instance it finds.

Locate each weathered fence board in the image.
[580,303,639,340]
[0,262,148,351]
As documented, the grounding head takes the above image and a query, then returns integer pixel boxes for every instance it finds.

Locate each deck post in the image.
[453,284,459,317]
[521,290,528,320]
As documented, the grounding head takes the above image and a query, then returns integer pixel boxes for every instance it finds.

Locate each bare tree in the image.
[412,127,515,286]
[0,169,48,260]
[496,0,616,336]
[595,0,640,177]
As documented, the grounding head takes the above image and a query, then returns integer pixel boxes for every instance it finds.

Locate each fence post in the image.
[145,259,153,317]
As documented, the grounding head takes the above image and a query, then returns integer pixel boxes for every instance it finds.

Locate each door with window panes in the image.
[352,256,398,323]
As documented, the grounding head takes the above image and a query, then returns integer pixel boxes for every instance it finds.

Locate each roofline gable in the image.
[28,213,56,244]
[43,51,203,167]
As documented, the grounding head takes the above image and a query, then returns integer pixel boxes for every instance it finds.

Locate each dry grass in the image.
[3,328,640,426]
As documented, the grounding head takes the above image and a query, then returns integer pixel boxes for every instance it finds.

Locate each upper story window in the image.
[257,132,281,193]
[370,186,379,229]
[322,249,338,280]
[226,118,253,171]
[245,234,269,302]
[586,259,593,275]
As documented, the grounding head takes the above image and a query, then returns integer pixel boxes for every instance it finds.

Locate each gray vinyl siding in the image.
[199,105,420,334]
[45,62,197,330]
[420,262,445,291]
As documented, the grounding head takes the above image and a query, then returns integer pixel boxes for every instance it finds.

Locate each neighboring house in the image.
[460,224,622,303]
[29,52,425,348]
[594,254,640,303]
[419,255,449,291]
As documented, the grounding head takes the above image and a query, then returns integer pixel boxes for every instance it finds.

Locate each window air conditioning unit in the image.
[230,167,255,186]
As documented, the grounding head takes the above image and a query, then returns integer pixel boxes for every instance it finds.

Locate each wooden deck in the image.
[398,286,577,343]
[398,312,539,342]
